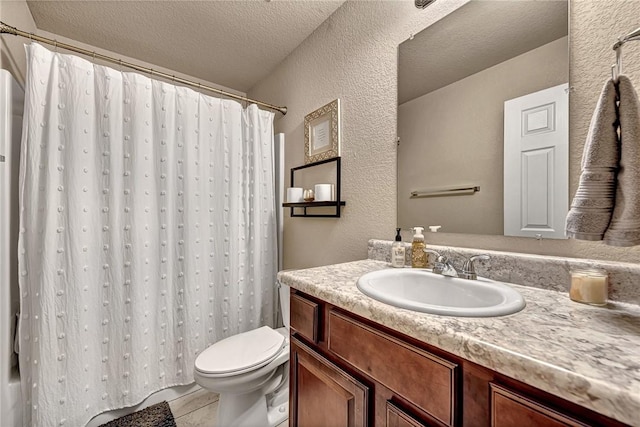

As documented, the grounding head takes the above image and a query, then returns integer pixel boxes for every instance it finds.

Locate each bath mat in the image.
[99,401,177,427]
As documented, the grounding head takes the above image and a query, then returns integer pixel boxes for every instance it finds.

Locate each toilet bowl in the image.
[194,283,290,427]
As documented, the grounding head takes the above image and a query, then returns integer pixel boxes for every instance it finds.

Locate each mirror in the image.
[397,0,569,236]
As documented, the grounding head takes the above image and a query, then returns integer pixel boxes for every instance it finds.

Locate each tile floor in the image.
[168,388,288,427]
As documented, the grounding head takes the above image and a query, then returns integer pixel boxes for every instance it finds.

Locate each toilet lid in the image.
[195,326,285,375]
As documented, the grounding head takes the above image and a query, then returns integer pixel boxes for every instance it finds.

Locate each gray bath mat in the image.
[99,401,176,427]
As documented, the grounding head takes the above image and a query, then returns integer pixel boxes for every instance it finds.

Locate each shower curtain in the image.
[18,43,277,427]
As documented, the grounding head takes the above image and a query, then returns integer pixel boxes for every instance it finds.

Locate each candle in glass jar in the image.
[569,268,608,306]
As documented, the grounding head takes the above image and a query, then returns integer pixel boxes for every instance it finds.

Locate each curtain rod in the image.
[0,21,287,115]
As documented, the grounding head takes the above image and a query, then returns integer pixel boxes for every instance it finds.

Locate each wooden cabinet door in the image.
[291,336,370,427]
[490,383,589,427]
[386,401,433,427]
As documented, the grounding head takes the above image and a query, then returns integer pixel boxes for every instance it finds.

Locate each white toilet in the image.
[194,283,290,427]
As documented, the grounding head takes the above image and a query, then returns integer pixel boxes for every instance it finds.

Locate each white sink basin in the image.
[356,269,525,317]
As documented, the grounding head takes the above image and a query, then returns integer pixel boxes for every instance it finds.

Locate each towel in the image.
[604,75,640,246]
[566,79,619,240]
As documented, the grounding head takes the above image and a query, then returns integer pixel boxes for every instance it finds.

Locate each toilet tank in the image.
[278,281,290,330]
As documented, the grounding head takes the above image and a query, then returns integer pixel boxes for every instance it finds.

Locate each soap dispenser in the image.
[411,226,428,268]
[391,228,406,268]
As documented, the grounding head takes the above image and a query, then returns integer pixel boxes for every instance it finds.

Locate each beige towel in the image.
[566,79,619,240]
[604,75,640,246]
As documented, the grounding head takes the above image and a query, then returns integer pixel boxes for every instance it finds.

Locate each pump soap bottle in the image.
[411,226,428,268]
[391,228,406,268]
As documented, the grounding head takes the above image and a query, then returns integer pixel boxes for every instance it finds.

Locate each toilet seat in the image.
[195,326,286,377]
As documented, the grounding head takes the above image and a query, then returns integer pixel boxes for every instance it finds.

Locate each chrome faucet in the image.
[423,249,491,280]
[460,254,490,280]
[424,249,459,277]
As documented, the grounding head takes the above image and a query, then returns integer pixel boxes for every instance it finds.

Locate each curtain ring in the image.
[54,40,58,52]
[28,33,33,41]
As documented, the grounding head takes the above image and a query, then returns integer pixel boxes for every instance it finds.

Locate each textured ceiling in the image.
[26,0,345,92]
[399,0,568,104]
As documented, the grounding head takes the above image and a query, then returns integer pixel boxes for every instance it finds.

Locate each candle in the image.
[286,187,304,203]
[569,268,608,306]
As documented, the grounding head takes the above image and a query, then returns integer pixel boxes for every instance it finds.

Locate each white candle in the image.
[314,184,334,201]
[286,187,304,203]
[569,269,608,306]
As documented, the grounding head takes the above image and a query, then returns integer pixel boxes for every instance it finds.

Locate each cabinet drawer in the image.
[386,401,432,427]
[328,310,458,426]
[490,383,589,427]
[290,292,320,343]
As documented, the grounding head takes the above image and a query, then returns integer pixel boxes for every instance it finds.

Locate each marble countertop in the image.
[278,260,640,426]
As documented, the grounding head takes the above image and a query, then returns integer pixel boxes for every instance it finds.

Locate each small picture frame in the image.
[304,99,341,164]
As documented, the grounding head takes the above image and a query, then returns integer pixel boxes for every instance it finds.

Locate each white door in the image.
[504,83,568,239]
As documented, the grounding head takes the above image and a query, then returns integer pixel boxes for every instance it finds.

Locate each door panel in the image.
[291,337,369,427]
[490,383,589,427]
[504,83,568,239]
[386,401,432,427]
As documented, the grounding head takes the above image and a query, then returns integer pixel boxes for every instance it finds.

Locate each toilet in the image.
[194,282,290,427]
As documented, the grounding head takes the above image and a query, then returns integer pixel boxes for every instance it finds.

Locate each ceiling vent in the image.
[415,0,436,9]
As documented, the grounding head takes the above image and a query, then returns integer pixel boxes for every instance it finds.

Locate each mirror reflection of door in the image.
[397,0,569,237]
[504,84,569,239]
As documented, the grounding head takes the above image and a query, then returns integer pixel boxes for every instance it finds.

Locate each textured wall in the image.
[398,37,568,235]
[249,0,467,269]
[0,0,37,86]
[250,0,640,268]
[1,0,244,97]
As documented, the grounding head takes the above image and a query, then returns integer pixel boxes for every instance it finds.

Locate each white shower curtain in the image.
[18,43,277,427]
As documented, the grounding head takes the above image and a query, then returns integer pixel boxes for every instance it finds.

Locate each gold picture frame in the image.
[304,99,341,164]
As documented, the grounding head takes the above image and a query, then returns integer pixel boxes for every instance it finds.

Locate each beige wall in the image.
[249,0,640,268]
[0,1,37,86]
[398,37,568,235]
[249,0,467,269]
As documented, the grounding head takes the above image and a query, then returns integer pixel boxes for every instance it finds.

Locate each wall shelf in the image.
[284,157,346,218]
[284,201,346,217]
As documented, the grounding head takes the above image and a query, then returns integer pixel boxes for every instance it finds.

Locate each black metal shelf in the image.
[284,201,346,217]
[283,201,346,208]
[284,157,345,218]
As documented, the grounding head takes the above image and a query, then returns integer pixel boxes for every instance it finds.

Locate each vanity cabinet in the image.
[289,290,629,427]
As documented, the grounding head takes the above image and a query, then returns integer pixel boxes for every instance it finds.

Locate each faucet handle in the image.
[461,254,490,280]
[424,249,448,263]
[424,248,441,258]
[424,249,450,274]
